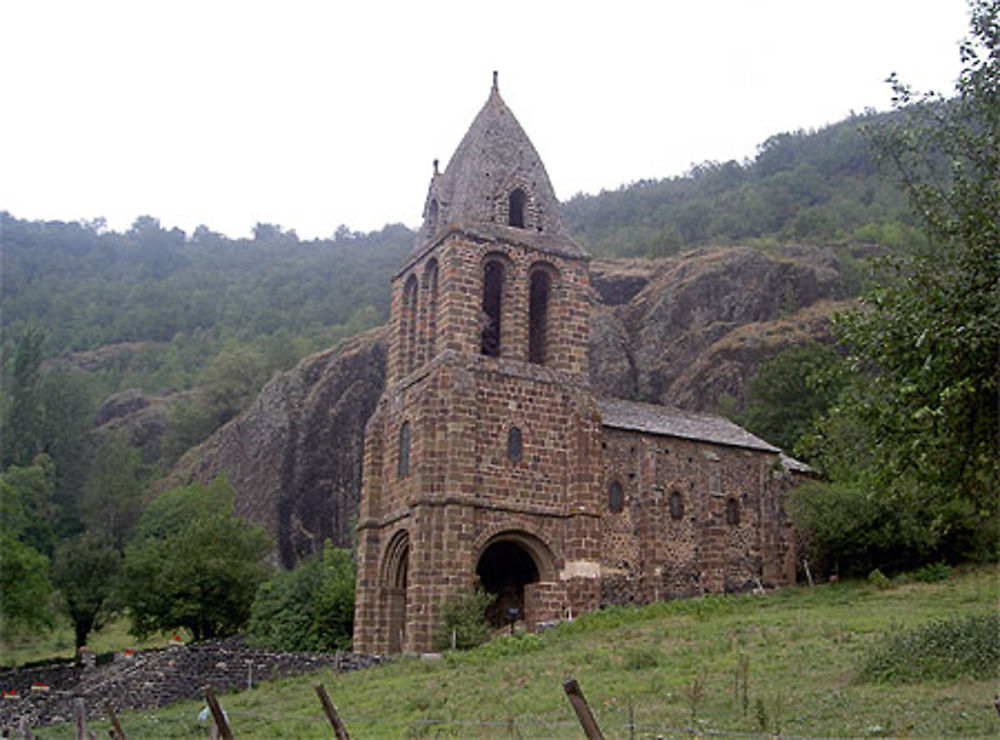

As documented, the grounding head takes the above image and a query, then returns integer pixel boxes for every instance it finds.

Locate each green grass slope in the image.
[80,565,998,738]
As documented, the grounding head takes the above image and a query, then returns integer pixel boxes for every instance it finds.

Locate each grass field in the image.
[1,619,174,668]
[22,564,1000,738]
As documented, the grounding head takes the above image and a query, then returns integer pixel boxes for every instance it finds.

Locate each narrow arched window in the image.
[608,480,624,513]
[669,491,684,520]
[402,275,419,373]
[398,421,411,478]
[508,188,527,228]
[528,269,550,365]
[726,497,740,525]
[481,260,503,356]
[507,426,523,462]
[424,259,438,361]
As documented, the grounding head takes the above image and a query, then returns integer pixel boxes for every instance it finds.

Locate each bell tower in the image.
[354,74,604,654]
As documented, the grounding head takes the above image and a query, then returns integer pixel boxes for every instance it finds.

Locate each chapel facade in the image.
[353,75,802,654]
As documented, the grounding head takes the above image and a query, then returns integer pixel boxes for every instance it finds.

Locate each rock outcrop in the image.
[92,389,175,463]
[168,247,848,564]
[167,326,388,567]
[589,246,849,410]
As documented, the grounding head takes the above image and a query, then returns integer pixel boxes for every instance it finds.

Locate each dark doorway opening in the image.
[476,540,539,627]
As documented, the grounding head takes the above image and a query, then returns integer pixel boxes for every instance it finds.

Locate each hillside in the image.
[161,245,848,565]
[80,566,1000,737]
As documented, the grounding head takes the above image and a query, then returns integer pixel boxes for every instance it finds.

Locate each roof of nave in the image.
[599,397,782,454]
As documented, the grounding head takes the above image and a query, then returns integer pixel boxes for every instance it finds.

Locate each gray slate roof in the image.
[599,397,781,453]
[412,75,585,259]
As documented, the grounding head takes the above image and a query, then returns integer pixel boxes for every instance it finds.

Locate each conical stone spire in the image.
[416,74,584,258]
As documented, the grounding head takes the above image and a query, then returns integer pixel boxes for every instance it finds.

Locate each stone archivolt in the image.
[353,75,803,655]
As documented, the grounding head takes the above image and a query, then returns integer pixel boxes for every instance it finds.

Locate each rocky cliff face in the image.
[170,247,848,564]
[167,326,388,567]
[590,246,850,410]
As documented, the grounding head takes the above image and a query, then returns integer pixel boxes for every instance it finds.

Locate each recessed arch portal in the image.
[475,531,556,627]
[382,530,410,653]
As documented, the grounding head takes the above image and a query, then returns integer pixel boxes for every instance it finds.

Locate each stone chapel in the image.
[353,74,804,654]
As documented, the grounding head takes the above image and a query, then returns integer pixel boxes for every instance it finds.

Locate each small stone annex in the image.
[353,74,805,654]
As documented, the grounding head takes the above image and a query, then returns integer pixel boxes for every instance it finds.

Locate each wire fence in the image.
[42,680,858,740]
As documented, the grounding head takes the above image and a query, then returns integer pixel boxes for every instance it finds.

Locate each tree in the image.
[0,533,53,639]
[803,1,1000,568]
[736,343,844,455]
[2,329,45,467]
[52,534,121,649]
[118,477,273,640]
[80,431,144,549]
[0,456,57,637]
[247,543,355,652]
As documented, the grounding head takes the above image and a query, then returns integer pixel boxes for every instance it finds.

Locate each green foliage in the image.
[789,479,946,576]
[51,533,121,648]
[247,543,355,652]
[2,328,46,467]
[80,431,145,549]
[859,611,1000,683]
[563,114,918,257]
[118,477,273,640]
[736,343,844,454]
[434,588,495,651]
[129,475,232,543]
[0,532,53,639]
[0,215,412,396]
[804,1,1000,570]
[0,455,57,557]
[911,562,952,583]
[867,569,890,589]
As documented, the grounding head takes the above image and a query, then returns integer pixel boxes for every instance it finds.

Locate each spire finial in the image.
[492,70,498,92]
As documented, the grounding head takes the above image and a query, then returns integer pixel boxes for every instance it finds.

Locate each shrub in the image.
[867,569,891,589]
[433,589,495,651]
[859,611,1000,683]
[912,562,952,583]
[248,543,355,652]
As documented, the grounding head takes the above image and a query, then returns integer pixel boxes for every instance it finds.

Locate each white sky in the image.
[1,0,970,239]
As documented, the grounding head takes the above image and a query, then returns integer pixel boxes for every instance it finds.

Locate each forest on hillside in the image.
[1,111,927,397]
[1,0,996,663]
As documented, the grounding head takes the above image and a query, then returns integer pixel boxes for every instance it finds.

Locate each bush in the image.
[433,589,495,651]
[859,611,1000,683]
[867,569,890,589]
[912,562,952,583]
[247,543,355,652]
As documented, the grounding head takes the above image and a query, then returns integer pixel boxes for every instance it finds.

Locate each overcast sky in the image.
[1,0,971,239]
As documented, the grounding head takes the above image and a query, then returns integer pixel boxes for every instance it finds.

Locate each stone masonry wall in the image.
[598,428,796,605]
[0,640,382,731]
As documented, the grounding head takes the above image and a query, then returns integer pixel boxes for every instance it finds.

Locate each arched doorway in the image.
[382,530,409,653]
[475,532,555,628]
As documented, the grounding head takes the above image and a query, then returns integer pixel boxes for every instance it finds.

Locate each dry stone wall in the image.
[0,640,382,730]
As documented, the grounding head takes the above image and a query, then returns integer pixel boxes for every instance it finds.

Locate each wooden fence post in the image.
[105,702,126,739]
[562,678,604,740]
[73,698,87,740]
[203,686,233,740]
[17,715,35,739]
[314,684,350,740]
